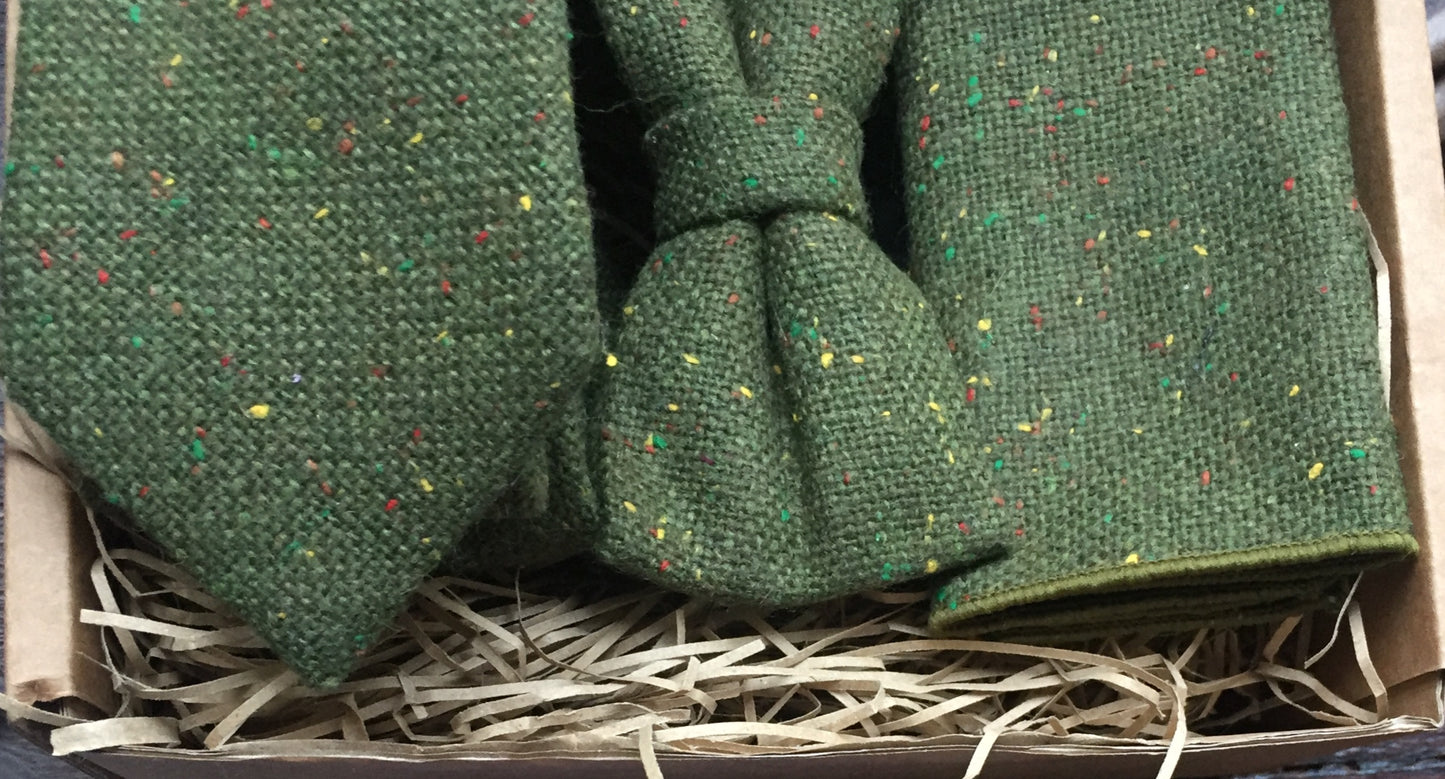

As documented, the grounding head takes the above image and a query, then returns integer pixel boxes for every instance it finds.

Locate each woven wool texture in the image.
[1,1,599,687]
[899,0,1417,638]
[442,388,602,579]
[592,0,1009,604]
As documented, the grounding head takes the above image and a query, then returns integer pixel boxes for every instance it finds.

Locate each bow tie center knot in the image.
[647,95,867,239]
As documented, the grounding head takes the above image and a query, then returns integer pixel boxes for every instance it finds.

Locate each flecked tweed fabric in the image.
[899,0,1417,639]
[442,389,601,579]
[591,0,1008,605]
[1,1,599,686]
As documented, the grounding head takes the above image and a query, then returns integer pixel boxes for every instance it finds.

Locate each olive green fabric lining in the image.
[930,533,1414,641]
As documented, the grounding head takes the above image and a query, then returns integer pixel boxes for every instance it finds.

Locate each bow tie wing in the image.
[761,213,1003,598]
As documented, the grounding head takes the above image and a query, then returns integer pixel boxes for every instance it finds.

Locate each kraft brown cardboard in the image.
[4,0,1444,775]
[1331,0,1445,699]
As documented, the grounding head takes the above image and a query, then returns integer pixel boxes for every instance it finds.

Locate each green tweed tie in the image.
[592,0,1006,605]
[1,0,599,687]
[898,0,1416,639]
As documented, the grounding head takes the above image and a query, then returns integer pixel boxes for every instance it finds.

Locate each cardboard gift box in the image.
[5,0,1445,776]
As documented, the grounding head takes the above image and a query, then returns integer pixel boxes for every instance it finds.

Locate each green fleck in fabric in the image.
[590,0,1006,605]
[898,0,1415,639]
[1,1,599,687]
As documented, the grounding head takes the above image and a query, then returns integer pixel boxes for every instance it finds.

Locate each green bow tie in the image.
[1,0,598,687]
[592,0,1006,605]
